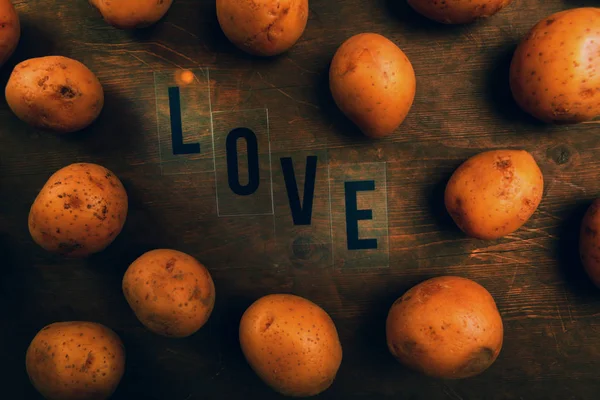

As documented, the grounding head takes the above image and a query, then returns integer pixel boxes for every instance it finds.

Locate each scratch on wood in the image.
[503,311,600,322]
[286,57,317,74]
[535,209,563,221]
[256,71,320,109]
[165,22,201,40]
[556,304,567,333]
[504,235,552,251]
[553,178,586,193]
[506,266,519,301]
[288,117,305,124]
[549,324,562,355]
[128,53,153,69]
[563,288,574,323]
[133,50,185,70]
[442,384,464,400]
[211,365,226,379]
[395,239,463,252]
[471,242,513,254]
[519,226,559,240]
[70,40,132,48]
[74,39,204,68]
[150,42,203,66]
[470,251,527,264]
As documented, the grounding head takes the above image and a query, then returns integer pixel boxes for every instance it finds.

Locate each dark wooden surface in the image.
[2,0,600,399]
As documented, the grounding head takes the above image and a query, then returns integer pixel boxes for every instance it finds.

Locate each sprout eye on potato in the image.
[216,0,309,56]
[510,7,600,124]
[89,0,174,29]
[122,249,216,338]
[5,56,104,133]
[26,321,125,400]
[329,33,416,139]
[407,0,513,24]
[445,149,544,240]
[386,276,504,379]
[239,294,342,397]
[0,0,20,67]
[28,163,128,257]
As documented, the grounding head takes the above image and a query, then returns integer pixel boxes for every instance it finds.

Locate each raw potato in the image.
[510,8,600,123]
[5,56,104,133]
[26,321,125,400]
[407,0,513,24]
[386,276,503,379]
[89,0,173,29]
[445,149,544,240]
[28,163,128,257]
[122,249,216,338]
[216,0,309,56]
[239,294,342,397]
[0,0,20,67]
[329,33,416,138]
[580,199,600,288]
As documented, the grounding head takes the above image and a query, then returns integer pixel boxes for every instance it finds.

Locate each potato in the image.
[407,0,513,24]
[329,33,416,139]
[5,56,104,133]
[122,249,216,338]
[26,321,125,400]
[89,0,173,29]
[0,0,20,67]
[239,294,342,397]
[386,276,504,379]
[510,8,600,124]
[216,0,308,56]
[28,163,128,257]
[445,149,543,240]
[580,199,600,288]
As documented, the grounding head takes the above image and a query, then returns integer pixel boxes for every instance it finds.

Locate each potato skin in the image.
[89,0,173,29]
[329,33,416,138]
[407,0,513,24]
[386,276,503,379]
[510,8,600,124]
[5,56,104,133]
[26,321,125,400]
[28,163,128,257]
[239,294,342,397]
[216,0,308,56]
[445,150,544,240]
[122,249,216,338]
[0,0,20,67]
[580,199,600,288]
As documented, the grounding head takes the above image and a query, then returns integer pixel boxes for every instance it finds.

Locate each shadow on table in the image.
[482,43,549,129]
[426,171,465,234]
[315,63,368,141]
[0,19,57,100]
[385,0,472,34]
[555,200,598,297]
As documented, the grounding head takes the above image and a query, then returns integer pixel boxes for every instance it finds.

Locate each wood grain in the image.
[1,0,600,399]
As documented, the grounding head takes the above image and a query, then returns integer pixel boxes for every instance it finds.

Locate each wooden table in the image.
[2,1,599,399]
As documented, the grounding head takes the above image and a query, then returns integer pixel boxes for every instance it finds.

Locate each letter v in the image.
[280,156,318,225]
